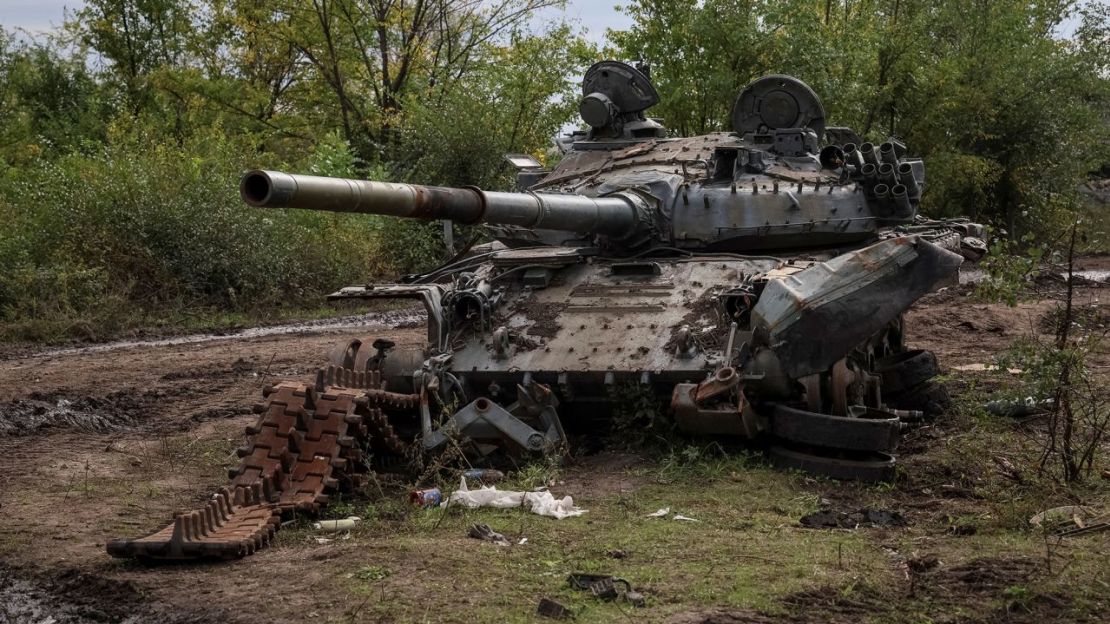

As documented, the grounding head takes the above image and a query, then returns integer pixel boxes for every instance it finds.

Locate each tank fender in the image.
[751,236,963,379]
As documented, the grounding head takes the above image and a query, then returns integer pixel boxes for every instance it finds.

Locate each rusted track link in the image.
[107,376,410,561]
[106,479,282,560]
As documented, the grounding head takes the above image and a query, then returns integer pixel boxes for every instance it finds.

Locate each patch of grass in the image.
[304,418,1110,623]
[350,564,391,582]
[323,460,895,623]
[501,458,562,491]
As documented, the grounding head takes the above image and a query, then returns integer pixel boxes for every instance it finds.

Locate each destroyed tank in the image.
[108,62,984,561]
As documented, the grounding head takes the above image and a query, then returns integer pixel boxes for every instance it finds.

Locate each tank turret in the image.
[243,69,937,254]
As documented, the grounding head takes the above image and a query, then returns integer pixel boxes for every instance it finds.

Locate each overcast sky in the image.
[1,1,635,43]
[2,1,1084,47]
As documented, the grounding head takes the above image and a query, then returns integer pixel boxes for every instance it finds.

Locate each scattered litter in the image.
[985,397,1054,417]
[647,507,698,521]
[953,363,1023,374]
[446,477,586,519]
[409,487,443,508]
[606,549,628,559]
[992,455,1024,482]
[536,597,572,619]
[462,468,505,484]
[1029,505,1110,537]
[1057,522,1110,538]
[567,573,644,607]
[1029,505,1091,528]
[518,537,528,545]
[467,522,510,546]
[568,573,631,597]
[1102,469,1110,481]
[948,522,977,536]
[800,507,906,529]
[312,516,360,531]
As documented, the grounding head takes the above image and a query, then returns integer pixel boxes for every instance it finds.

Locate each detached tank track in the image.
[108,370,418,561]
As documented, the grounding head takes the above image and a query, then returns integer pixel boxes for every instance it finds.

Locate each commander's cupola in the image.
[577,61,668,143]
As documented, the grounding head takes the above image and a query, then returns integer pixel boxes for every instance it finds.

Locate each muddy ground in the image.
[0,281,1107,623]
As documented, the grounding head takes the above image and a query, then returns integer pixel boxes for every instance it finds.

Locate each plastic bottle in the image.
[462,468,505,484]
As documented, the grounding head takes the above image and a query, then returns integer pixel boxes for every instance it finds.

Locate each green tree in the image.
[0,30,110,165]
[73,0,195,108]
[260,0,567,163]
[611,0,1109,238]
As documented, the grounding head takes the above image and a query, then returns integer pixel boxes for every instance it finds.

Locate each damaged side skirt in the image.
[752,237,963,379]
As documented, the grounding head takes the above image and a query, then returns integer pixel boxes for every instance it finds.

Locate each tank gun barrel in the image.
[241,170,646,241]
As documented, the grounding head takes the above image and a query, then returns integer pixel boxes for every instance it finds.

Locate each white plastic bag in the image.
[446,477,586,519]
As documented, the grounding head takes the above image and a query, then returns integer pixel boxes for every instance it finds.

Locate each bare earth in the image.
[0,285,1107,623]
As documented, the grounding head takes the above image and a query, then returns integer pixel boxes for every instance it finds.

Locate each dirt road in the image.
[0,287,1106,623]
[0,309,428,623]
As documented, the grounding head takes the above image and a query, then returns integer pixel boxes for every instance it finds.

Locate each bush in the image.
[0,123,386,340]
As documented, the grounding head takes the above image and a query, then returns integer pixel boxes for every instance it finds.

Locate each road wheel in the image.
[768,444,897,482]
[875,349,938,395]
[886,381,951,417]
[769,404,901,453]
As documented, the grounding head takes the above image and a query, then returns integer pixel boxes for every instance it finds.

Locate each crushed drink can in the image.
[409,487,442,508]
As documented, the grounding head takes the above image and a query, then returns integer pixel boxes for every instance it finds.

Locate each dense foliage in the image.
[0,0,1106,342]
[610,0,1109,235]
[0,0,587,340]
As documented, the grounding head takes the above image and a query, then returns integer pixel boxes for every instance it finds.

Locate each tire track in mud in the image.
[0,307,429,436]
[10,307,426,360]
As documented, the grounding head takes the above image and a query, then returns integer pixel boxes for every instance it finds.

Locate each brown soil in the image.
[667,557,1090,624]
[905,285,1107,369]
[0,322,426,624]
[1,561,227,623]
[0,287,1104,623]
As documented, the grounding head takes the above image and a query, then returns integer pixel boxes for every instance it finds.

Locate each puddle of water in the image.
[0,565,221,624]
[0,393,150,436]
[24,307,427,359]
[0,573,88,624]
